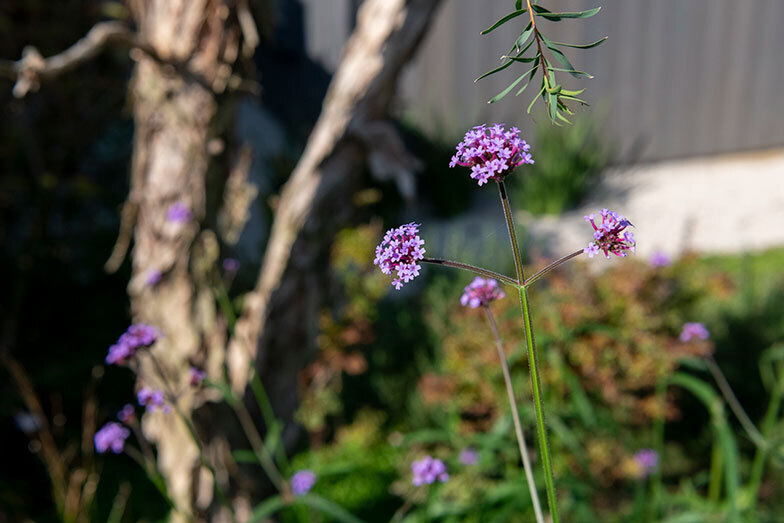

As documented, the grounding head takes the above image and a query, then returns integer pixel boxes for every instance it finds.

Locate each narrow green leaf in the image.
[515,22,534,50]
[489,67,537,103]
[249,495,286,522]
[481,9,527,35]
[501,55,536,64]
[515,0,523,9]
[547,72,558,121]
[556,110,573,125]
[515,57,540,96]
[549,67,593,78]
[232,449,258,464]
[541,34,581,78]
[551,36,608,49]
[560,95,588,104]
[535,7,601,21]
[560,88,585,96]
[527,84,545,114]
[296,494,365,523]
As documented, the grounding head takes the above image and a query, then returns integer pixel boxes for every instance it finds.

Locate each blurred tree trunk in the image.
[125,1,241,518]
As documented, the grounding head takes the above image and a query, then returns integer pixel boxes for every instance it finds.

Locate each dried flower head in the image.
[680,322,709,342]
[290,469,316,495]
[94,422,130,454]
[373,223,426,290]
[189,367,207,387]
[584,209,636,259]
[633,448,659,478]
[137,388,169,413]
[105,324,160,365]
[449,124,534,186]
[411,455,449,486]
[460,277,505,308]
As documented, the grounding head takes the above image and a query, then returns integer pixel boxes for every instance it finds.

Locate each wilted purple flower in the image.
[137,388,169,413]
[633,449,659,478]
[222,258,240,272]
[584,209,636,259]
[117,404,136,423]
[105,324,160,365]
[189,367,207,387]
[94,422,130,454]
[411,455,449,486]
[680,322,710,342]
[459,448,479,465]
[649,251,671,268]
[373,223,426,290]
[290,469,316,496]
[449,124,534,186]
[145,269,162,286]
[460,277,505,308]
[167,202,192,223]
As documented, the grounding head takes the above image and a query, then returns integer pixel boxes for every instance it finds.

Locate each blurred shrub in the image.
[510,116,611,216]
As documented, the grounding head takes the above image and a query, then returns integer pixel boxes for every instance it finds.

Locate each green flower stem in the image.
[524,249,584,288]
[747,361,784,509]
[484,305,545,523]
[650,377,666,521]
[705,356,766,448]
[123,445,180,515]
[421,257,519,288]
[497,180,559,523]
[708,441,723,502]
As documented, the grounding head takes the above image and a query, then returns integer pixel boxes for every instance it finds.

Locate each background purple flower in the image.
[584,209,636,259]
[105,324,159,365]
[145,269,162,286]
[137,388,169,412]
[460,277,505,308]
[290,469,316,495]
[167,202,192,223]
[633,449,659,478]
[649,251,671,268]
[94,422,130,454]
[222,258,240,272]
[459,448,479,465]
[117,404,136,423]
[449,124,534,186]
[411,455,449,486]
[373,223,426,290]
[680,322,710,342]
[189,367,207,386]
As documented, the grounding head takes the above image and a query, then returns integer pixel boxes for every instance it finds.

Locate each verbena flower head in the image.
[649,251,671,268]
[117,404,136,423]
[373,223,425,290]
[137,388,169,413]
[189,367,207,387]
[449,124,534,186]
[167,202,192,223]
[459,448,479,466]
[680,322,709,342]
[94,422,130,454]
[411,455,449,486]
[460,277,505,308]
[290,469,316,496]
[584,209,636,259]
[633,449,659,478]
[105,324,160,365]
[145,269,162,286]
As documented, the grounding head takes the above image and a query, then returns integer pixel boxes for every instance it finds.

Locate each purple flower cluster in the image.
[458,448,479,465]
[105,324,159,365]
[189,367,207,386]
[584,209,636,259]
[167,202,192,223]
[680,322,709,342]
[290,469,316,495]
[94,422,130,454]
[411,455,449,486]
[460,277,505,308]
[449,124,534,186]
[117,404,136,423]
[374,223,426,290]
[633,448,659,478]
[137,388,169,413]
[649,251,671,268]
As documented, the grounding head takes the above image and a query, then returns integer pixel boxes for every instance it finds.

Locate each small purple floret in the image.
[583,209,636,259]
[117,404,136,423]
[680,322,710,342]
[95,422,130,454]
[167,202,192,223]
[649,251,671,268]
[290,469,316,496]
[145,269,162,286]
[222,258,240,272]
[137,387,169,413]
[189,367,207,386]
[460,277,505,308]
[633,448,659,478]
[449,124,534,186]
[105,324,159,365]
[459,448,479,466]
[373,223,426,290]
[411,455,449,486]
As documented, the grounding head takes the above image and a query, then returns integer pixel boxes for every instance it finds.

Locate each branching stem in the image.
[421,257,519,288]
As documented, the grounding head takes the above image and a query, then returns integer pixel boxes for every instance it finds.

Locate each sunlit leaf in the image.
[515,22,534,50]
[534,6,601,21]
[481,9,527,35]
[551,36,608,49]
[489,66,538,103]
